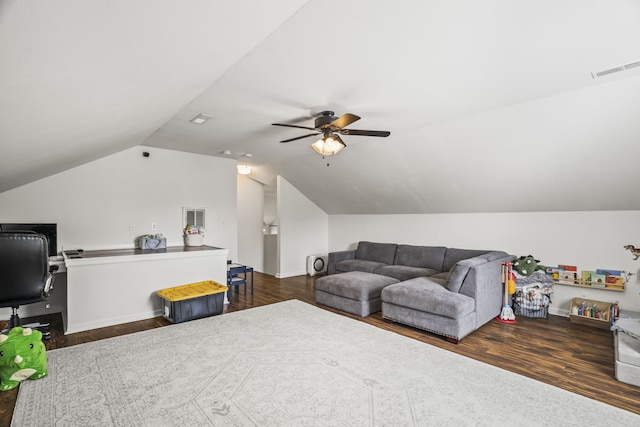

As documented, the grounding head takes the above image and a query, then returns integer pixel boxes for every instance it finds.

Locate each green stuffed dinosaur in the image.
[512,255,546,277]
[0,327,48,391]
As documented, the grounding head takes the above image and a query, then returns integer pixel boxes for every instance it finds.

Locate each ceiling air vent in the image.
[624,60,640,70]
[592,60,640,79]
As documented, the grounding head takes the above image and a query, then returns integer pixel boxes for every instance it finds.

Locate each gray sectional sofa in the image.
[321,241,514,342]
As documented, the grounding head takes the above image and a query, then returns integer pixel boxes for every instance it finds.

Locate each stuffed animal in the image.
[512,255,545,277]
[624,245,640,260]
[0,327,48,391]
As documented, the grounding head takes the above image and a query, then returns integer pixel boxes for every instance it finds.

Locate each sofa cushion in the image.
[393,245,447,270]
[374,265,439,281]
[335,259,387,274]
[382,277,475,319]
[356,241,397,265]
[445,257,488,293]
[315,271,399,302]
[442,248,491,271]
[430,271,450,281]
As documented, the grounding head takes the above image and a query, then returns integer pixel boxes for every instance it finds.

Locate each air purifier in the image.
[307,254,327,276]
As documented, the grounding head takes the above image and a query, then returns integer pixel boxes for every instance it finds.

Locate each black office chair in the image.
[0,231,58,338]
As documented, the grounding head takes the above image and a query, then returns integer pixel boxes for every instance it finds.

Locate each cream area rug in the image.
[12,300,640,426]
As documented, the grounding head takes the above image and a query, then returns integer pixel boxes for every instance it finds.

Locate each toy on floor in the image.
[0,327,48,391]
[497,261,516,323]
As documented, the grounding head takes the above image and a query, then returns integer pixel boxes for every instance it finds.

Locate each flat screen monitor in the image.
[0,223,58,256]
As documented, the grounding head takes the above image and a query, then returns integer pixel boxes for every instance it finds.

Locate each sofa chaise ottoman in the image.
[315,271,399,317]
[381,276,476,342]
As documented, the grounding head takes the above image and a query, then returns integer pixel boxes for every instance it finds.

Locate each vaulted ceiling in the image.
[2,0,640,214]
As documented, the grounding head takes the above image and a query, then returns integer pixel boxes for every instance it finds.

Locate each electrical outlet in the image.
[129,224,135,231]
[151,223,157,231]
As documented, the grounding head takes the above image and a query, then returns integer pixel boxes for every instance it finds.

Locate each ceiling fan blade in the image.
[331,113,360,129]
[280,133,320,143]
[339,129,391,137]
[272,123,317,131]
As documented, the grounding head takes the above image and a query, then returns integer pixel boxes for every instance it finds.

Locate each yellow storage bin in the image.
[157,280,227,323]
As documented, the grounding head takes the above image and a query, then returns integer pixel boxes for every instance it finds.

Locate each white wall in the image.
[237,174,265,271]
[263,186,277,230]
[329,211,640,315]
[277,176,328,277]
[0,146,237,254]
[0,146,238,319]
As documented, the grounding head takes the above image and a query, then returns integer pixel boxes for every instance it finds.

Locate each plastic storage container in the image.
[156,280,227,323]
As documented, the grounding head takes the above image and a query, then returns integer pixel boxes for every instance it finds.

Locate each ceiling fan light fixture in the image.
[237,165,251,175]
[311,134,345,156]
[273,111,389,154]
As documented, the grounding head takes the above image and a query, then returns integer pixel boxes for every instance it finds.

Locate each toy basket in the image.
[139,236,166,250]
[512,293,551,319]
[184,233,204,247]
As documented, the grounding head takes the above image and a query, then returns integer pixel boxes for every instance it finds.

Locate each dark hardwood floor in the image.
[1,272,639,426]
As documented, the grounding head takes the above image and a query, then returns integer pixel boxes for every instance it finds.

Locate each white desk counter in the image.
[62,245,228,334]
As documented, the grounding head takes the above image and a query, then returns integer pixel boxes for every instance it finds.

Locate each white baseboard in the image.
[65,309,163,335]
[276,270,307,278]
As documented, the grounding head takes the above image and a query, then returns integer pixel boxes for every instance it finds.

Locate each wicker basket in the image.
[512,293,551,318]
[184,233,203,247]
[513,301,549,318]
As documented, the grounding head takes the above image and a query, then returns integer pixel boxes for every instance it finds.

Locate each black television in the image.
[0,223,58,256]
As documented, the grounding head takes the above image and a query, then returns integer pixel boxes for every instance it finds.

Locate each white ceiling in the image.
[2,0,640,214]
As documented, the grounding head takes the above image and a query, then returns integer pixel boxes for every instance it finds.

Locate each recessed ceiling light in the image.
[189,113,213,124]
[221,150,232,155]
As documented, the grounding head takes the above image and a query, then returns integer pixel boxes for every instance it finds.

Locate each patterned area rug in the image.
[12,300,640,426]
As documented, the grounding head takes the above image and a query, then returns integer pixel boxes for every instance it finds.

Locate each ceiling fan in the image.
[272,111,390,156]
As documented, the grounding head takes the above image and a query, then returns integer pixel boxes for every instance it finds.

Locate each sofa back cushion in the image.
[442,248,490,272]
[394,245,447,270]
[335,259,387,274]
[476,251,510,262]
[356,241,397,265]
[445,251,511,293]
[445,257,488,293]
